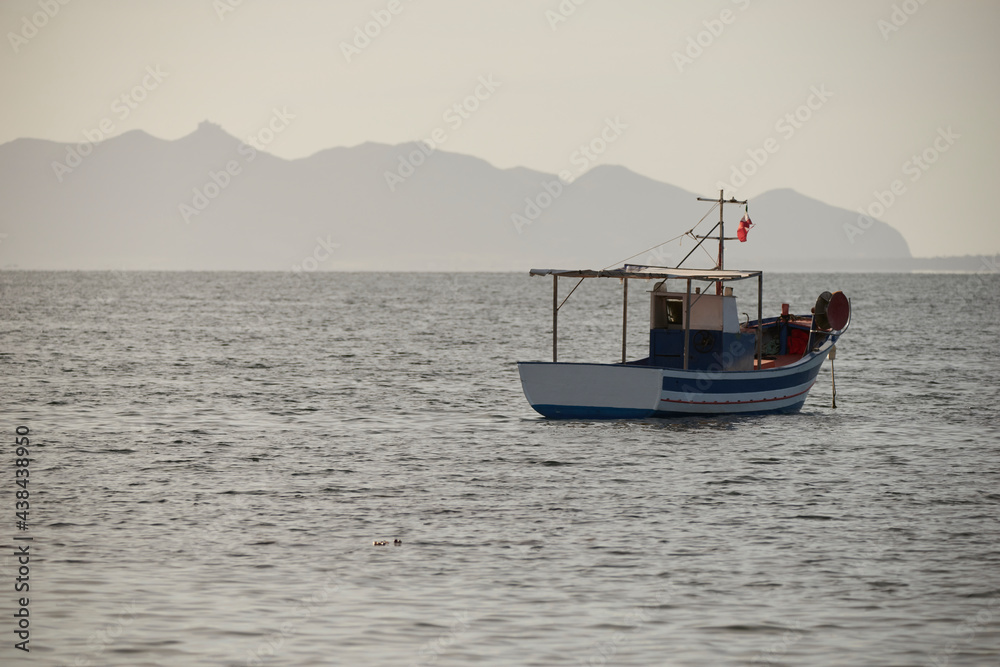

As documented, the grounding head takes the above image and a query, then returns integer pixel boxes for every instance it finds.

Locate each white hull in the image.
[518,340,835,419]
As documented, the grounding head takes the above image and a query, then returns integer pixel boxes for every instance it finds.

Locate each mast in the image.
[696,190,746,294]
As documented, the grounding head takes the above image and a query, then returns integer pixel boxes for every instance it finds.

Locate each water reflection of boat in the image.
[517,191,851,419]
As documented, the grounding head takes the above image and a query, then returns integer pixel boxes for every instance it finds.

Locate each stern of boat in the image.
[517,362,664,419]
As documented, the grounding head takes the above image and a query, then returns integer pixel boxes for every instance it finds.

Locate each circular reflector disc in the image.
[827,291,850,330]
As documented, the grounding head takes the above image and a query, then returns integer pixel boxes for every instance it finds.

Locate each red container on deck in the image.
[781,303,789,317]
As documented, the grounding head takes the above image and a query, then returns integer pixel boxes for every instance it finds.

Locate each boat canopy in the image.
[529,264,762,282]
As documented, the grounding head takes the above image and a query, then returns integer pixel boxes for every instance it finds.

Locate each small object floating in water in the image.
[373,540,388,546]
[393,539,402,546]
[517,190,852,419]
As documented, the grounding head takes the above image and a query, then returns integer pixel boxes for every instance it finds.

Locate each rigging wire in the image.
[676,221,720,269]
[558,201,724,315]
[556,277,585,312]
[601,202,719,270]
[697,243,717,265]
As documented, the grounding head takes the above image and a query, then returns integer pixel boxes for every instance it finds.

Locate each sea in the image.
[1,270,998,667]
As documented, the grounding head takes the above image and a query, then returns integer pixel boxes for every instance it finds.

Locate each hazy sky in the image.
[3,0,998,257]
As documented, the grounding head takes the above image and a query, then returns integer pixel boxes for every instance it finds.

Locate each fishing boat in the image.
[516,191,851,419]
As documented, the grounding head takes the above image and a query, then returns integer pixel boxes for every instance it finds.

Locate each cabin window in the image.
[665,299,683,326]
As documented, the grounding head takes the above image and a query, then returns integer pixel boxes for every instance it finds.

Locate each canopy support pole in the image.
[621,279,628,363]
[552,275,558,363]
[716,188,725,294]
[683,279,692,370]
[756,273,763,369]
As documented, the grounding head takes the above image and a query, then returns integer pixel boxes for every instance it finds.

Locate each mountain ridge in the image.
[0,126,917,271]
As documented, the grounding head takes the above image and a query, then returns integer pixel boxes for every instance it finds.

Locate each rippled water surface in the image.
[2,271,999,666]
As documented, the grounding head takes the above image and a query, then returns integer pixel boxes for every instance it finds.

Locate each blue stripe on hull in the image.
[530,399,807,420]
[661,366,819,394]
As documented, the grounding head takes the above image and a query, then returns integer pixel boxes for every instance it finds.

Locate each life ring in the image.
[693,330,715,353]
